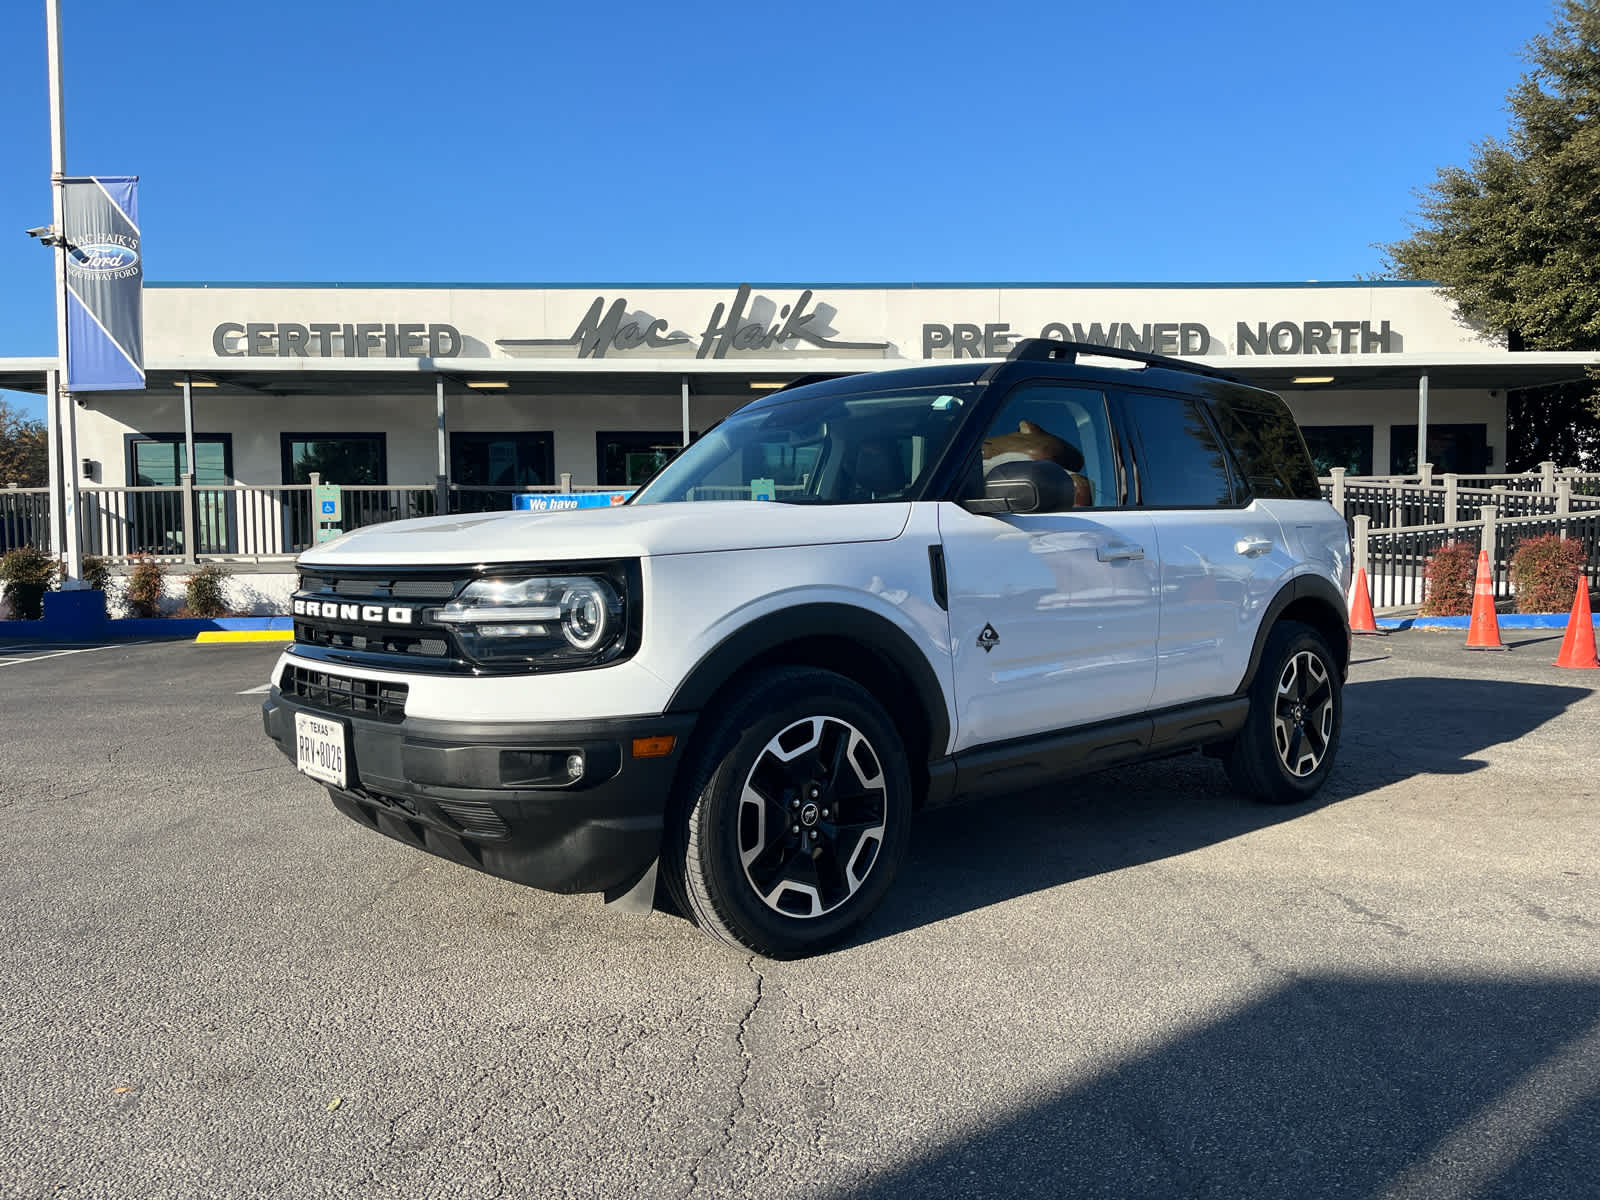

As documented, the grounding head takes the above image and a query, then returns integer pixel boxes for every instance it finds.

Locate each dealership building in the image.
[4,279,1599,507]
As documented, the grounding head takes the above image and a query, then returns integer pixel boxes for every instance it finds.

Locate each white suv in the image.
[263,339,1351,958]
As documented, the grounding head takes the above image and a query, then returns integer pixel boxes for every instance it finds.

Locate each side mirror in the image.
[962,460,1078,516]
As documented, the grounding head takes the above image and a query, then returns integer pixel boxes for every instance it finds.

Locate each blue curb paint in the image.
[1381,614,1600,631]
[1,591,291,642]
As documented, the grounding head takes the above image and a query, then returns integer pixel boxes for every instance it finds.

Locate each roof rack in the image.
[1005,337,1243,382]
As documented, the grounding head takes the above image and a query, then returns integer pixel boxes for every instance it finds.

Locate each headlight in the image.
[435,574,628,667]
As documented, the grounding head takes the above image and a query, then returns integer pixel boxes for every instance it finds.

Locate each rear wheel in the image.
[664,667,912,958]
[1225,620,1342,805]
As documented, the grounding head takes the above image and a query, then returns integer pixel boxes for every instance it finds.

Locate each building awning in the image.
[2,350,1597,398]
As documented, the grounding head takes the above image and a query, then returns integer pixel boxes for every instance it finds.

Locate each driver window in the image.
[975,386,1117,509]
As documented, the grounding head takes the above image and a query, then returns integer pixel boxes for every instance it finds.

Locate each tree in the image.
[1381,0,1600,468]
[0,396,48,487]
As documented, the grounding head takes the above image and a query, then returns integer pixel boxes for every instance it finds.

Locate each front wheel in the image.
[664,667,913,958]
[1225,620,1342,805]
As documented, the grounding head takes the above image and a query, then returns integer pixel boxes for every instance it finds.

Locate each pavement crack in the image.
[684,955,765,1198]
[1513,896,1600,931]
[1319,885,1411,937]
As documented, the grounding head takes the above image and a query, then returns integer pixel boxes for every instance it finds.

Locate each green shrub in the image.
[126,555,165,618]
[79,554,111,593]
[1510,533,1588,613]
[0,546,58,620]
[183,563,232,618]
[1420,541,1478,617]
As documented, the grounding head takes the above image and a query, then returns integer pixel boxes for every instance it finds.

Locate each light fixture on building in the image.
[748,381,788,390]
[1291,376,1335,385]
[466,380,511,389]
[172,379,218,387]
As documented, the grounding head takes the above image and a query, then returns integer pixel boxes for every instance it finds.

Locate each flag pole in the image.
[45,0,83,586]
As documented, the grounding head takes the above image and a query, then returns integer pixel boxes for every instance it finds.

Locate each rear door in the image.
[1113,389,1296,708]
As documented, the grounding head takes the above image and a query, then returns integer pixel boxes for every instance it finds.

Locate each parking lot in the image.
[1,633,1596,1199]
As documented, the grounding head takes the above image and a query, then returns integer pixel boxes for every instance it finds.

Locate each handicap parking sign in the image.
[313,484,342,523]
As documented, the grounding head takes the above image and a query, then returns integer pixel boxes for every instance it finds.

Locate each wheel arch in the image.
[665,603,951,805]
[1238,574,1351,694]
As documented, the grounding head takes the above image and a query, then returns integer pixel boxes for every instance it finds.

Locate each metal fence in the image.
[1322,466,1600,532]
[1359,509,1600,609]
[1,488,50,553]
[17,477,636,565]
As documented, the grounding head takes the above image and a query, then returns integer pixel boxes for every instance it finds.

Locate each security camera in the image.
[26,225,52,239]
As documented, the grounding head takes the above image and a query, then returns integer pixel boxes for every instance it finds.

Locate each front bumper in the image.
[263,688,697,896]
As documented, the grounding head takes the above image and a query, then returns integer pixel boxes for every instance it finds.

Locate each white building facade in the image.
[6,279,1598,504]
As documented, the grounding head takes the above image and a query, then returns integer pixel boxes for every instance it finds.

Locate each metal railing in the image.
[27,475,637,564]
[1356,507,1600,609]
[1322,464,1600,533]
[1,487,50,553]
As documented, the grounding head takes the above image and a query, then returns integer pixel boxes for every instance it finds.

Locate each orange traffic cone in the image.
[1464,550,1508,651]
[1554,581,1599,670]
[1348,568,1382,635]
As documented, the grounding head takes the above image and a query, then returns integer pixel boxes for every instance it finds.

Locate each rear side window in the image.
[1121,392,1238,508]
[1211,392,1322,499]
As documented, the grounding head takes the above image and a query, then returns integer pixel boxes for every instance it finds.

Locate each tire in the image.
[1225,620,1342,805]
[663,667,913,958]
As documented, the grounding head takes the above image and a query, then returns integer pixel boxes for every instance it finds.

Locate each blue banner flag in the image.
[63,176,144,391]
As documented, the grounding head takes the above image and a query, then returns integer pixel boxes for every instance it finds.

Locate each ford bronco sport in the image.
[263,339,1351,958]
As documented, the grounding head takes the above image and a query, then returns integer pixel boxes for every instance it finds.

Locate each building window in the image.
[450,431,555,511]
[597,431,692,487]
[121,435,235,555]
[1301,425,1374,476]
[280,433,390,547]
[280,433,388,486]
[1389,424,1489,475]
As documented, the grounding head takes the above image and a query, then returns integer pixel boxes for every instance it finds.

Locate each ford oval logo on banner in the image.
[72,242,140,272]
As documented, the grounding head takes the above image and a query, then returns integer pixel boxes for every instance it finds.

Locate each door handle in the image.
[1096,542,1146,562]
[1236,536,1273,557]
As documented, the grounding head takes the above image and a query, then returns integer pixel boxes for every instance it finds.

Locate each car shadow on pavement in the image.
[865,674,1592,945]
[823,974,1600,1200]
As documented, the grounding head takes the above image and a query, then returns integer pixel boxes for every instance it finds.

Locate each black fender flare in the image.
[664,602,952,760]
[1237,573,1351,694]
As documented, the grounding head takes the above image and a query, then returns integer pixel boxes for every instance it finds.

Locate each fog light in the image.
[566,753,585,781]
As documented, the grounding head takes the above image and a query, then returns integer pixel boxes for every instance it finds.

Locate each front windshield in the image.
[631,383,977,505]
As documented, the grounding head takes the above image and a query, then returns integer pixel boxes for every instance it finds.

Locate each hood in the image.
[298,501,914,567]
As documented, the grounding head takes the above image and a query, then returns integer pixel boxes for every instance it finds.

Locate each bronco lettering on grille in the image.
[292,598,417,625]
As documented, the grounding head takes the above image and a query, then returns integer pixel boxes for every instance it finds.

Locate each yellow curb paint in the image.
[194,630,294,644]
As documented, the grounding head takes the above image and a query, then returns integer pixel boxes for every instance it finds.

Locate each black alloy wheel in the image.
[1225,620,1343,805]
[665,666,912,958]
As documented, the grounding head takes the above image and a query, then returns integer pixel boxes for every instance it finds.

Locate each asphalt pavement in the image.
[0,632,1596,1199]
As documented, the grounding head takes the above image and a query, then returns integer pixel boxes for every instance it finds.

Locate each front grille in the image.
[323,576,457,599]
[281,663,409,721]
[294,623,452,660]
[294,570,469,670]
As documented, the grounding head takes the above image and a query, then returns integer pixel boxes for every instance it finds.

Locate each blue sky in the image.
[0,0,1555,420]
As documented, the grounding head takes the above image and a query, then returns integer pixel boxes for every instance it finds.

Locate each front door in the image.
[940,383,1159,753]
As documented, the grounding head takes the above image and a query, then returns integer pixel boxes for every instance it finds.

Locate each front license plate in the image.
[295,712,349,789]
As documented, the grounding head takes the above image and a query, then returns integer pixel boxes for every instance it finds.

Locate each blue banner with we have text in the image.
[63,176,144,391]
